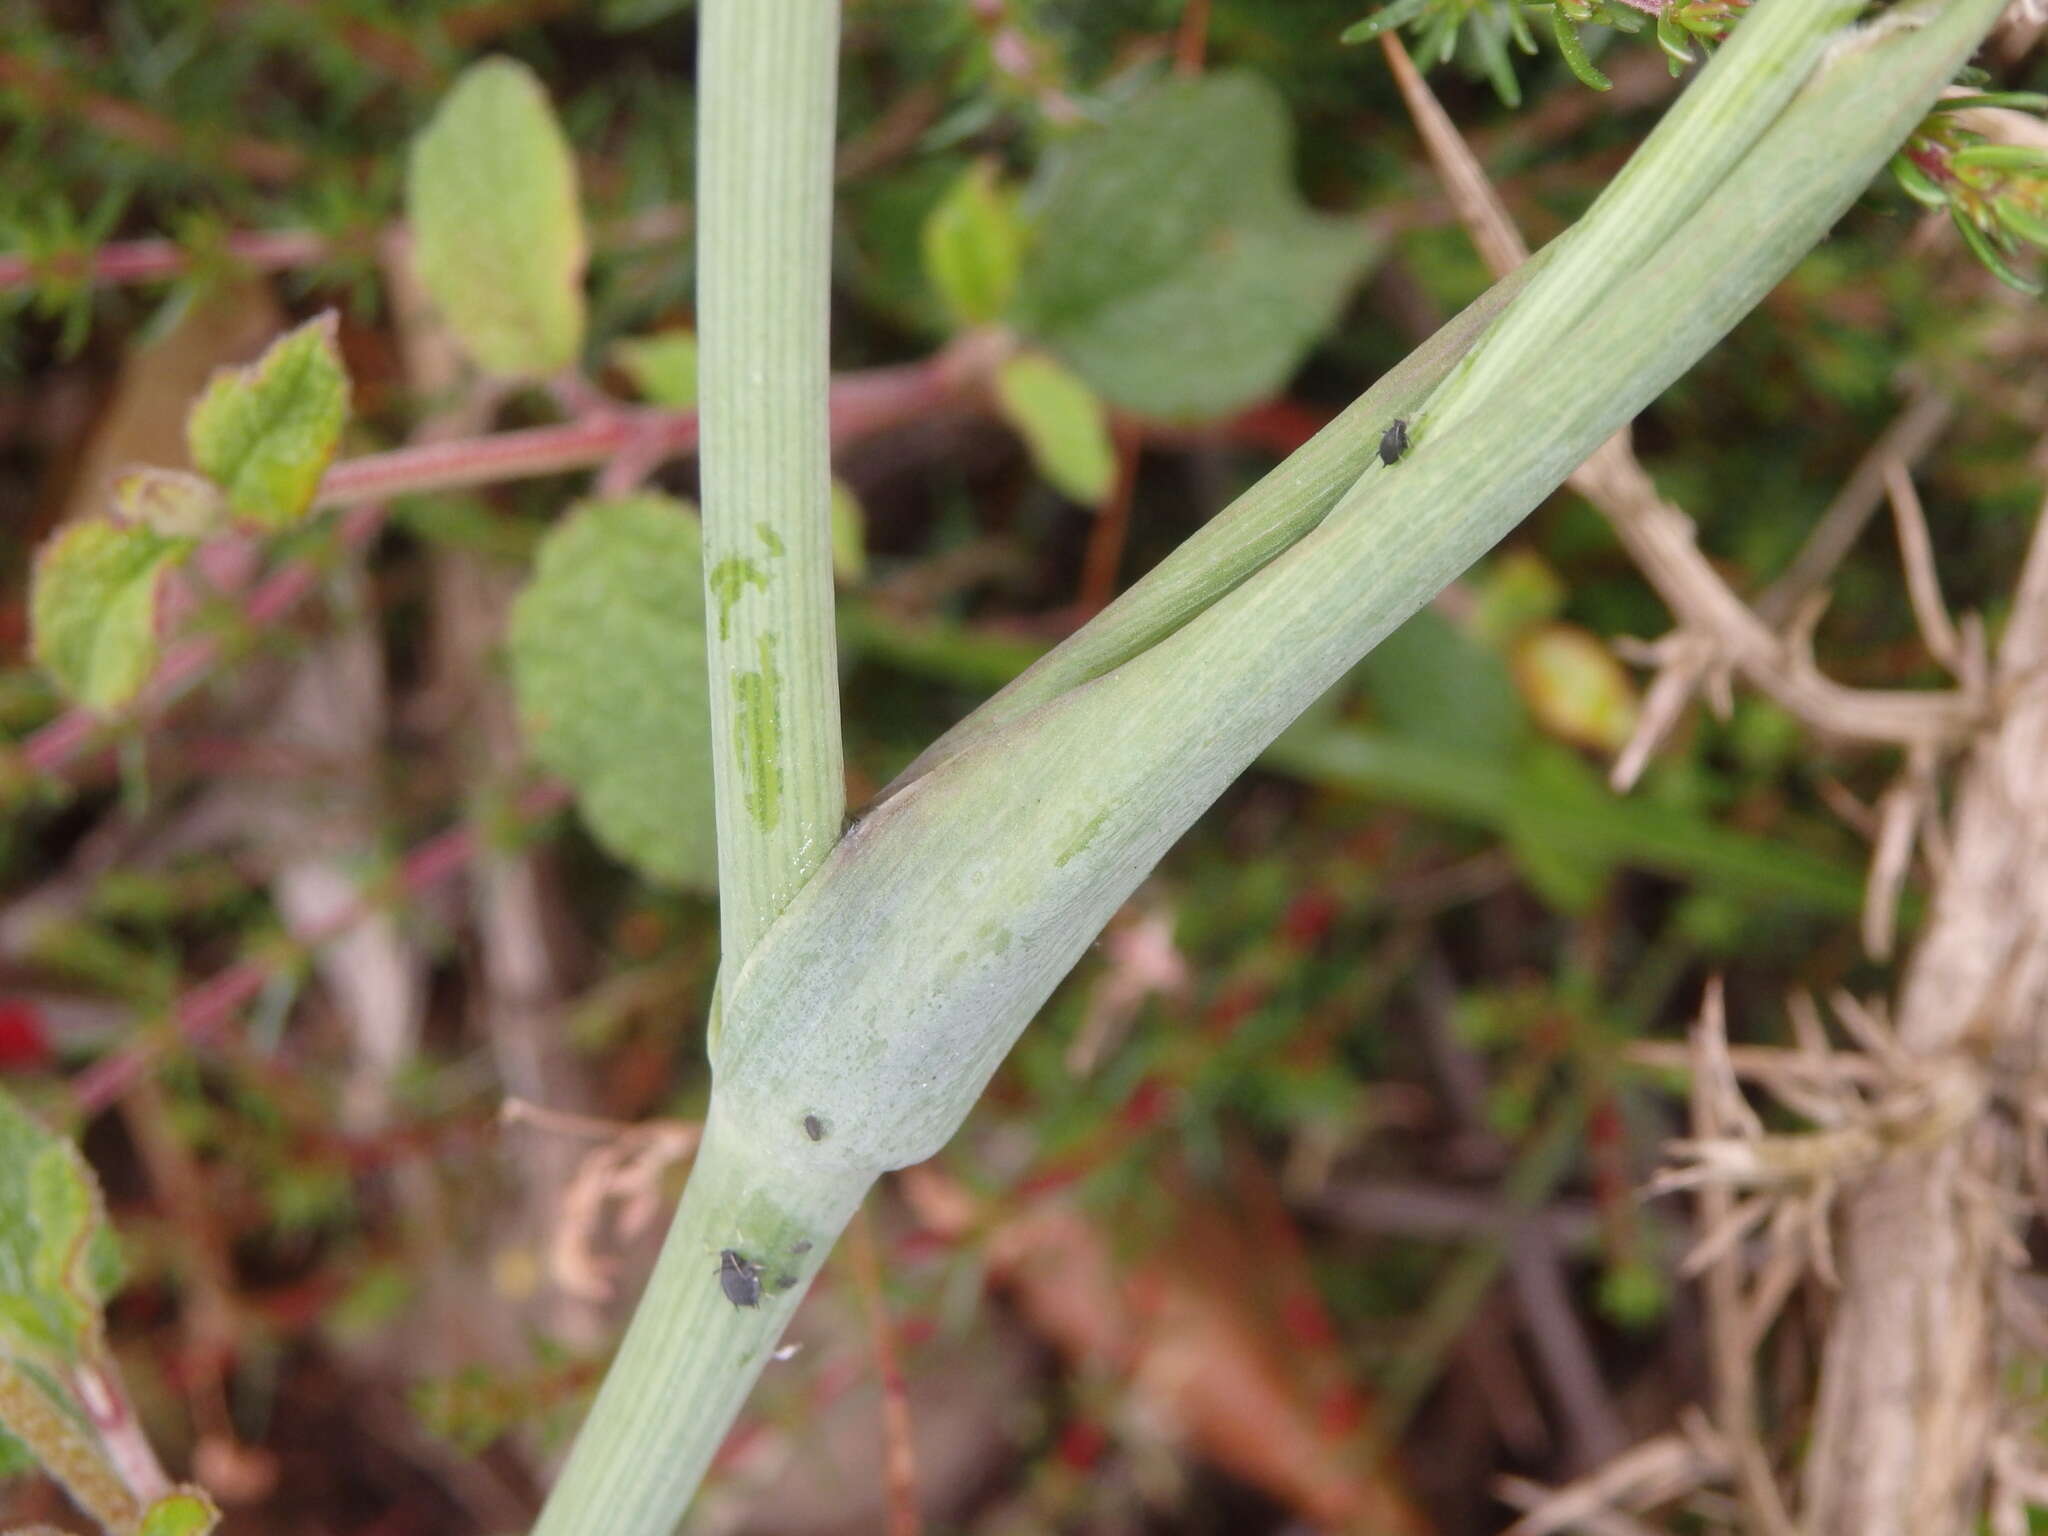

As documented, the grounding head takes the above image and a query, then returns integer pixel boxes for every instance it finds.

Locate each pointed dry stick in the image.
[1688,980,1802,1536]
[1379,26,1978,787]
[1885,459,1965,672]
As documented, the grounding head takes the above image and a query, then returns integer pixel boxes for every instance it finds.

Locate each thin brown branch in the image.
[1380,32,1528,279]
[1756,385,1956,626]
[1688,981,1802,1536]
[67,781,571,1115]
[1885,461,1964,673]
[1076,418,1142,615]
[1578,441,1982,766]
[0,52,310,183]
[1175,0,1212,75]
[1376,38,1981,782]
[849,1205,922,1536]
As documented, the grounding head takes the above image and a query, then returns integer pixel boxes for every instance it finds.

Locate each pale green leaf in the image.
[992,352,1118,506]
[139,1487,222,1536]
[921,160,1026,328]
[407,58,588,378]
[30,520,193,712]
[612,329,698,409]
[508,495,716,890]
[1016,72,1380,422]
[185,313,350,530]
[1512,623,1639,753]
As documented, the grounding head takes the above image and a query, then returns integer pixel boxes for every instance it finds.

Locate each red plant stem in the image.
[0,53,311,184]
[0,207,694,293]
[68,781,572,1116]
[19,503,391,777]
[0,229,334,291]
[16,354,958,783]
[848,1207,923,1536]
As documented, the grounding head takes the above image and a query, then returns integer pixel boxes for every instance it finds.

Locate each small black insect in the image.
[1378,418,1410,467]
[791,1239,813,1256]
[717,1248,764,1308]
[802,1113,825,1142]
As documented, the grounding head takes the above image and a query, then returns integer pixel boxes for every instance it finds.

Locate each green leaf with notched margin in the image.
[921,160,1026,328]
[993,352,1117,506]
[30,520,194,712]
[407,58,588,378]
[185,312,350,530]
[0,1088,122,1366]
[508,495,716,891]
[1015,71,1380,423]
[0,1092,146,1535]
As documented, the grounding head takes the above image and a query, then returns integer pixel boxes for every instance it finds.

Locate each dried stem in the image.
[848,1206,922,1536]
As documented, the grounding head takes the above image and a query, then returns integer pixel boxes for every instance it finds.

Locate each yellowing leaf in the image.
[508,495,716,890]
[1513,623,1640,753]
[185,313,350,529]
[612,329,698,409]
[407,58,588,378]
[921,160,1026,327]
[993,352,1118,507]
[30,520,193,712]
[112,467,227,538]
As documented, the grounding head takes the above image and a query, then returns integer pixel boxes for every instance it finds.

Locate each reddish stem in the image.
[17,354,959,784]
[68,781,572,1115]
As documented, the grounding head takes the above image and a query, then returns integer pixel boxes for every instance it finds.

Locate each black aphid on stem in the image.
[1379,418,1410,466]
[717,1248,764,1308]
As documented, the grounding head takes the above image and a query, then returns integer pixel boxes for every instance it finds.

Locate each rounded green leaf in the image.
[992,351,1118,506]
[185,313,350,530]
[508,495,716,890]
[30,519,193,712]
[920,160,1026,328]
[1015,72,1381,422]
[612,328,699,409]
[407,57,588,378]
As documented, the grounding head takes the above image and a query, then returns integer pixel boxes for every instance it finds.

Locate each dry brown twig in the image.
[1381,25,1984,975]
[501,1101,701,1303]
[1385,50,2048,1536]
[1495,1410,1728,1536]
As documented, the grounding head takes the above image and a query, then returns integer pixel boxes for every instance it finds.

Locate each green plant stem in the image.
[696,0,846,967]
[707,0,1999,1178]
[529,1105,870,1536]
[537,3,2001,1531]
[843,607,1867,917]
[889,259,1539,792]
